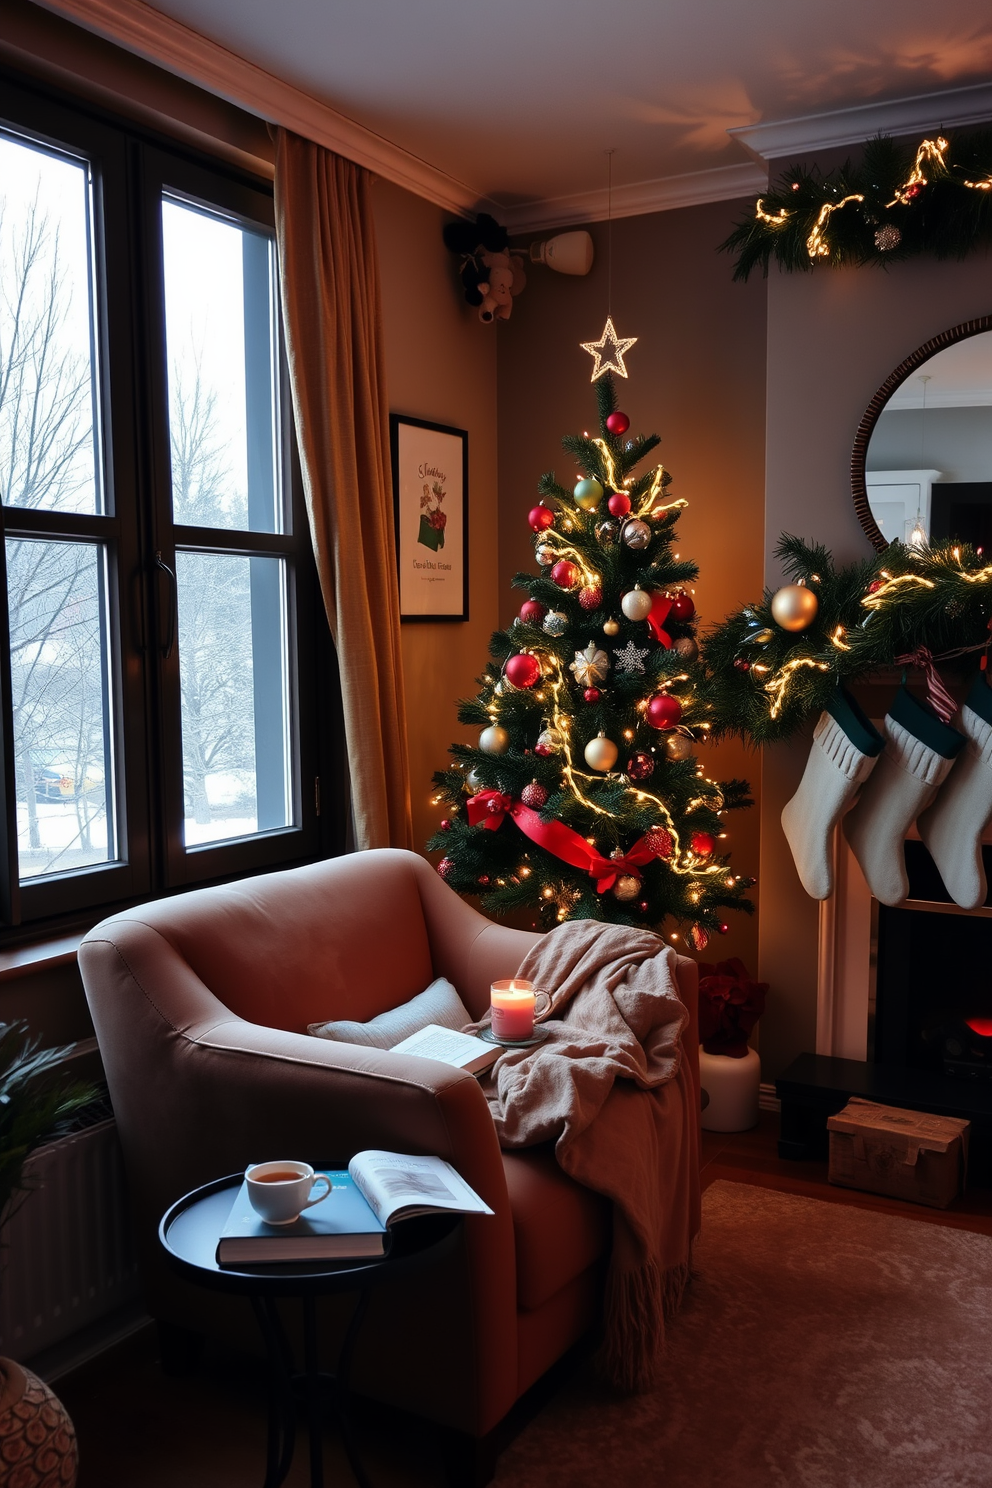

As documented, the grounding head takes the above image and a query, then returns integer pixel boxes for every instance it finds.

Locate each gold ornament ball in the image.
[613,874,641,902]
[584,732,619,772]
[672,636,698,663]
[770,584,818,632]
[479,725,510,754]
[603,617,620,637]
[665,733,693,761]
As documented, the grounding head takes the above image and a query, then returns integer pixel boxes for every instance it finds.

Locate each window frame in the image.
[0,70,337,937]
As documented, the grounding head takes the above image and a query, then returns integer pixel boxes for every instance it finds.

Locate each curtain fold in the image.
[273,128,413,851]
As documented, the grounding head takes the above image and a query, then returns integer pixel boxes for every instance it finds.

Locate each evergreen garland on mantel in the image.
[703,535,992,744]
[721,130,992,282]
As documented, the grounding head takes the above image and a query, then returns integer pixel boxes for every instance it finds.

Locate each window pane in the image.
[162,199,282,534]
[7,538,115,879]
[177,551,292,846]
[0,134,102,515]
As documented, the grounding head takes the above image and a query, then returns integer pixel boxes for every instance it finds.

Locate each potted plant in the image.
[697,958,769,1132]
[0,1020,98,1485]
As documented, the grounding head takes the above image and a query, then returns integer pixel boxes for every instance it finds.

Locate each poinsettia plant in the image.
[697,958,768,1058]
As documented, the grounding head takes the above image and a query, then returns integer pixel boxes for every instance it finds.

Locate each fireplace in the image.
[778,831,992,1181]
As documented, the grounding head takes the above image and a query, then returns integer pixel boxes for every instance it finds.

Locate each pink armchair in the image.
[78,848,700,1465]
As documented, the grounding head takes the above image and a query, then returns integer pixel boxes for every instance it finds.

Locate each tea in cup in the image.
[245,1161,332,1225]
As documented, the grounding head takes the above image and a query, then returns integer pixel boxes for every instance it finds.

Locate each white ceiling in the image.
[136,0,992,215]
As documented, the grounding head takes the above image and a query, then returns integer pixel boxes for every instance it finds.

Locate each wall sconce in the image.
[529,230,594,276]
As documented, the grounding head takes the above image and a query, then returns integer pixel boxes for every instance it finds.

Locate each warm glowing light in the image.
[580,316,638,381]
[806,194,865,258]
[755,199,790,226]
[765,656,832,719]
[830,626,851,652]
[887,137,948,207]
[862,573,935,608]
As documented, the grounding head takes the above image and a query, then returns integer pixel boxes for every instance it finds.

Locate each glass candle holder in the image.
[490,979,536,1041]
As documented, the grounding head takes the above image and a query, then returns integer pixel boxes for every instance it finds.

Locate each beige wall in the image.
[374,181,499,858]
[496,200,767,974]
[759,244,992,1078]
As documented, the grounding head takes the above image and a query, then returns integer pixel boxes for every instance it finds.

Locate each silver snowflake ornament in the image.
[569,642,610,687]
[614,639,650,674]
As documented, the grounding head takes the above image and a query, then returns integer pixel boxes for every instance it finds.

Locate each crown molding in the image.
[30,0,489,218]
[729,80,992,164]
[501,161,769,234]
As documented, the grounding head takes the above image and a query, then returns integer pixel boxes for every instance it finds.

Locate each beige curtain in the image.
[273,129,413,851]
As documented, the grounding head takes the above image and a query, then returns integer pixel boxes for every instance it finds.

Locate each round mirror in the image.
[852,316,992,553]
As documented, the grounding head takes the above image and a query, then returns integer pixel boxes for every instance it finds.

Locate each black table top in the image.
[159,1174,461,1296]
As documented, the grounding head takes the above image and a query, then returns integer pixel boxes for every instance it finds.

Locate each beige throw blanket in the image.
[480,920,700,1391]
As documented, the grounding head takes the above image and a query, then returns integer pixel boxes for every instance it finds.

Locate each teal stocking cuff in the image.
[826,686,884,758]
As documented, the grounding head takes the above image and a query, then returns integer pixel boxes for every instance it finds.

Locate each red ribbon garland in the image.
[466,790,662,892]
[648,593,673,647]
[895,645,957,723]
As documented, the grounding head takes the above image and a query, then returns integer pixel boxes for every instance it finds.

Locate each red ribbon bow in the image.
[467,790,664,892]
[647,593,673,647]
[894,646,957,723]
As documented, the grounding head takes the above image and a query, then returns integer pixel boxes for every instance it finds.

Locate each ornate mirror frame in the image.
[851,313,992,553]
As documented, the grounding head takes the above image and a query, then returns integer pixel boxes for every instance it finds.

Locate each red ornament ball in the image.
[440,819,452,832]
[645,826,674,858]
[528,504,555,532]
[691,831,716,858]
[627,751,655,781]
[520,781,549,808]
[904,181,924,200]
[718,922,729,935]
[733,658,751,672]
[519,599,546,625]
[607,491,631,518]
[606,411,630,435]
[670,592,695,621]
[478,874,491,887]
[689,925,710,952]
[579,585,603,611]
[550,559,579,590]
[638,901,649,915]
[505,652,541,689]
[867,579,884,594]
[646,693,683,730]
[438,857,456,881]
[584,687,602,703]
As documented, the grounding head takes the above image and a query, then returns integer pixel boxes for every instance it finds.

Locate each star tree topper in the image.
[580,316,638,381]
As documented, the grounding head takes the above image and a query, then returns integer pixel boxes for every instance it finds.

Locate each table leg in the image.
[302,1296,324,1488]
[251,1294,297,1488]
[333,1289,373,1488]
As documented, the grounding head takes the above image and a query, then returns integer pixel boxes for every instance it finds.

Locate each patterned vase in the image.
[0,1357,78,1487]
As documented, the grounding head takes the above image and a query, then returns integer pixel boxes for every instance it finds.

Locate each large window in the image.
[0,79,333,930]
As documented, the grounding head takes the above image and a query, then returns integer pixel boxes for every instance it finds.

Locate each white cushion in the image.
[307,976,471,1048]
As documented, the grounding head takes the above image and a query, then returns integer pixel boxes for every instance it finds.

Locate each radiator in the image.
[0,1118,142,1360]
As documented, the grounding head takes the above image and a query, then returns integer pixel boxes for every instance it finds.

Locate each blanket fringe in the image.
[597,1257,692,1393]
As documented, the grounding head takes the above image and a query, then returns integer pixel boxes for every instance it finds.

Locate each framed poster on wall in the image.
[391,414,468,622]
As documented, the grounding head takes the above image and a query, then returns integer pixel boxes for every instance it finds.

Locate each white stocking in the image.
[781,688,883,900]
[918,673,992,910]
[843,687,964,907]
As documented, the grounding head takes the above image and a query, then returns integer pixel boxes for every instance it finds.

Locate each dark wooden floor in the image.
[52,1111,992,1486]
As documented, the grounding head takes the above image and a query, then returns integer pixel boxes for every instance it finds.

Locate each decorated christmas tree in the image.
[427,375,754,947]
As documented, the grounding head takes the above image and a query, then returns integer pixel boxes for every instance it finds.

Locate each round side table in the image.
[159,1174,460,1488]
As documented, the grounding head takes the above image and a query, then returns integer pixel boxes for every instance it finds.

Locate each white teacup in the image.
[245,1161,332,1226]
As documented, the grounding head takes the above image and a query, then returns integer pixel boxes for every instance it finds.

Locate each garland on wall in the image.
[702,535,992,743]
[721,130,992,281]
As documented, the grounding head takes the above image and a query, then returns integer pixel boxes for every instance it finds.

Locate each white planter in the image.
[699,1045,760,1132]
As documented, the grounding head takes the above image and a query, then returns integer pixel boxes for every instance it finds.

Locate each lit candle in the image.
[490,979,536,1041]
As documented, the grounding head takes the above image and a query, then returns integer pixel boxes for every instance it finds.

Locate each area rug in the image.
[494,1180,992,1488]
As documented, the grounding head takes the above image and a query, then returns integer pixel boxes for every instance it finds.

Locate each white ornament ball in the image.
[621,586,653,622]
[613,874,641,902]
[770,584,819,632]
[584,732,619,772]
[480,725,510,755]
[622,518,651,550]
[465,767,484,793]
[536,544,556,567]
[543,610,569,637]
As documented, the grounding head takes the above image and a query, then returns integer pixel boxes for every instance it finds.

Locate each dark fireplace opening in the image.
[874,842,992,1082]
